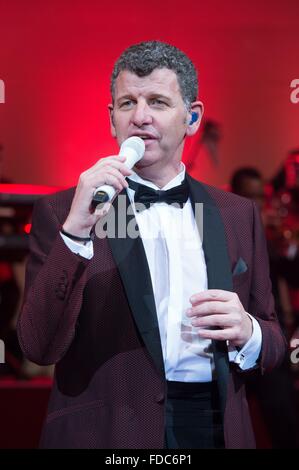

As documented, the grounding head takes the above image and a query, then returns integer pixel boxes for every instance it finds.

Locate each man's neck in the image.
[133,162,184,189]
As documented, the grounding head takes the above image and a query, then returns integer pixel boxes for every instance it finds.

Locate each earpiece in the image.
[189,112,198,125]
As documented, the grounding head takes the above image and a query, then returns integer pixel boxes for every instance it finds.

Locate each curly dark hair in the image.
[110,40,198,108]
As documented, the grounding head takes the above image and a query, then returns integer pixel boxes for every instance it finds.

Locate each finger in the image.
[94,200,112,216]
[186,301,231,318]
[92,157,133,176]
[94,155,126,166]
[88,165,133,182]
[197,327,237,342]
[104,168,130,189]
[190,313,234,328]
[90,166,130,190]
[93,172,124,192]
[190,290,238,305]
[102,160,133,176]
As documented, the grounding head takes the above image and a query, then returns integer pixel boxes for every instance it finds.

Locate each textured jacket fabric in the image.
[18,174,286,449]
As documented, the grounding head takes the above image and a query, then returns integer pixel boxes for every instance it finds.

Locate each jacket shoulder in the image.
[33,187,76,225]
[188,175,253,211]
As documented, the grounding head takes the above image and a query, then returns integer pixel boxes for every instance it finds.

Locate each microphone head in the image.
[119,136,145,162]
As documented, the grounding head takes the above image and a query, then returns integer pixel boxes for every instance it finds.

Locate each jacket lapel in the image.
[187,174,232,414]
[106,190,165,377]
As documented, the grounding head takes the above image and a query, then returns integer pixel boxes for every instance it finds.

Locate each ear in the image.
[186,101,204,137]
[108,104,116,138]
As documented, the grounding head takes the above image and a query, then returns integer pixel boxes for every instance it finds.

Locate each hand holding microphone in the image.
[62,137,145,240]
[92,136,145,207]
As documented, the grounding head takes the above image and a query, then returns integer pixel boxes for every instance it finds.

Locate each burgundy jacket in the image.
[18,174,286,448]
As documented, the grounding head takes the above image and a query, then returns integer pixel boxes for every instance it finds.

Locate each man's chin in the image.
[134,155,159,170]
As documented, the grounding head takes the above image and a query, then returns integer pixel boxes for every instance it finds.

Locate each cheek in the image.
[168,120,188,142]
[113,112,129,127]
[170,112,188,130]
[112,121,128,140]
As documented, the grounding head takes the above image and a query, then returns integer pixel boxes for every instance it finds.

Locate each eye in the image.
[119,100,134,109]
[150,98,167,107]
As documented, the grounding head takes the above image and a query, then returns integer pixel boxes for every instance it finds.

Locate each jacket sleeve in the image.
[17,196,90,365]
[249,201,287,373]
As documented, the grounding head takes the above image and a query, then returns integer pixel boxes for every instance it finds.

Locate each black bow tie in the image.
[127,178,189,211]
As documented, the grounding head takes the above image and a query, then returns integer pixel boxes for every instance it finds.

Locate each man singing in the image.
[18,41,286,448]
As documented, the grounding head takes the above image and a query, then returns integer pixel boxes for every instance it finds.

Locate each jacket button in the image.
[155,393,165,404]
[59,283,67,292]
[55,288,65,300]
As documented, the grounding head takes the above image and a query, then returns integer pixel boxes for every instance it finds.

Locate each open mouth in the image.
[129,133,158,147]
[137,135,154,140]
[130,132,157,140]
[142,139,156,147]
[132,135,157,146]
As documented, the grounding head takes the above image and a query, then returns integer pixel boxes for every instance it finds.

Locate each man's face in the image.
[108,68,202,175]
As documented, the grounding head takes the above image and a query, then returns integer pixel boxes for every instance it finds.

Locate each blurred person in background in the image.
[231,166,299,448]
[0,144,53,379]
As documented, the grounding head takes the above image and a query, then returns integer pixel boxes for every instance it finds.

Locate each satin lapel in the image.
[186,174,232,415]
[104,190,165,377]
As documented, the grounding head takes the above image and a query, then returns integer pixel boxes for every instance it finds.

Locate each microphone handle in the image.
[92,185,116,206]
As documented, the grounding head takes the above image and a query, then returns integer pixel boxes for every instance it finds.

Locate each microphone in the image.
[92,136,145,207]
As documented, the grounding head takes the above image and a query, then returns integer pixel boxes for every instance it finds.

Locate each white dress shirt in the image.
[61,163,262,381]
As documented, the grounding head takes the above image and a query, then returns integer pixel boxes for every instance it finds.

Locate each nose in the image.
[131,101,152,127]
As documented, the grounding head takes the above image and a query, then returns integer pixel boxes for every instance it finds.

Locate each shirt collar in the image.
[127,162,186,192]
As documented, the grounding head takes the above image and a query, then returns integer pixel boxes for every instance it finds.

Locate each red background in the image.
[0,0,299,188]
